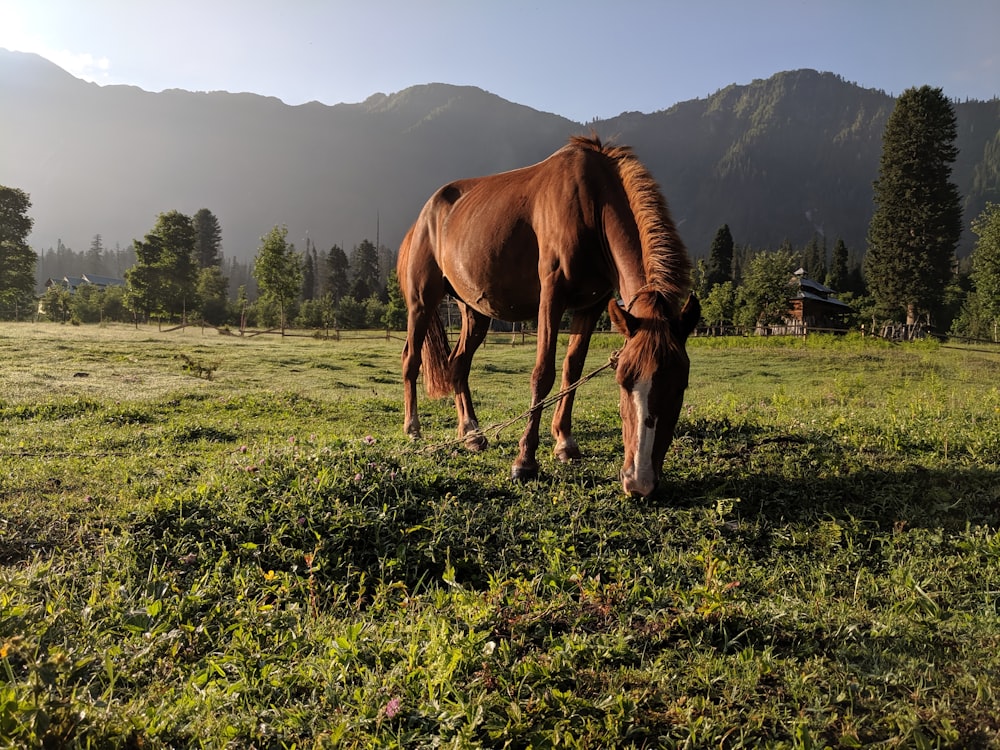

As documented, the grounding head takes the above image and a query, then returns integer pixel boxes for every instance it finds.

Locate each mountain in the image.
[647,71,998,255]
[3,50,999,266]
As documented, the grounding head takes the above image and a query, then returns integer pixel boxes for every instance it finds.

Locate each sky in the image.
[1,0,998,123]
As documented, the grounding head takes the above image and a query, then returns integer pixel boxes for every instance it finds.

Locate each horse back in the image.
[408,148,618,320]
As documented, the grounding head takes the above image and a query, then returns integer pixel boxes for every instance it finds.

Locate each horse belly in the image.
[443,225,543,322]
[453,265,541,321]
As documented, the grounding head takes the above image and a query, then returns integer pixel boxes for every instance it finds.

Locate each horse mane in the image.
[568,134,692,315]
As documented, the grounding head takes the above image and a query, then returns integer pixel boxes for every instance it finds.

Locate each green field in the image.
[2,323,1000,748]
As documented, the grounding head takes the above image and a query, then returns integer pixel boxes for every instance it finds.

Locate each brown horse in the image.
[397,135,700,497]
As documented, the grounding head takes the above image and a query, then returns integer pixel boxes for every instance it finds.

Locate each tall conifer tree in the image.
[705,224,734,289]
[827,238,850,291]
[0,185,36,317]
[864,86,962,324]
[192,208,223,268]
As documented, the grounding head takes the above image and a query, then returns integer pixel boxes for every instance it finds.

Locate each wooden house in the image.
[786,268,852,330]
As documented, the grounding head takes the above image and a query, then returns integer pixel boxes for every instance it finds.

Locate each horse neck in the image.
[602,216,650,307]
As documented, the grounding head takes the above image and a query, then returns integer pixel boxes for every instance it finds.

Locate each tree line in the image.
[11,205,405,331]
[2,86,999,339]
[693,86,1000,341]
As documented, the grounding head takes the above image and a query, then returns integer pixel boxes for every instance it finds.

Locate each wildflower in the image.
[288,436,296,444]
[0,642,10,659]
[263,570,277,581]
[363,435,376,445]
[353,472,363,482]
[383,697,401,718]
[239,445,248,453]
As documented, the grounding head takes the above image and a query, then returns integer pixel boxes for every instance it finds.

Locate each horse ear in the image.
[608,299,640,338]
[678,294,701,340]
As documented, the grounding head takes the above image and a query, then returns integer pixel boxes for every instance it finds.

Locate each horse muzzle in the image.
[621,463,659,498]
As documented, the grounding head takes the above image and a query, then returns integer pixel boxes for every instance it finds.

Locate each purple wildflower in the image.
[383,697,401,718]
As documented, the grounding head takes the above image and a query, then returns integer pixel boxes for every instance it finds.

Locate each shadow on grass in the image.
[41,412,998,600]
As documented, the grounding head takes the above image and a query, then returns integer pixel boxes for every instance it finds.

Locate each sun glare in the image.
[0,5,111,83]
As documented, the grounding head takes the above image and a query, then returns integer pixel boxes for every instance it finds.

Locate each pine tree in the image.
[85,234,106,276]
[349,239,379,301]
[301,238,317,301]
[0,185,36,318]
[827,238,849,290]
[705,224,734,289]
[324,244,350,303]
[802,234,826,281]
[864,86,962,325]
[192,208,223,268]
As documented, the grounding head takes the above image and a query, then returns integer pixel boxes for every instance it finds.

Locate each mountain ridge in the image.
[3,49,998,264]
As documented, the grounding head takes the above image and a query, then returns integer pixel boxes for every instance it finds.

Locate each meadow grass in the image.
[1,323,999,748]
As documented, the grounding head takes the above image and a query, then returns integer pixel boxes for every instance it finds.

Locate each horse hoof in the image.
[511,463,539,483]
[464,431,488,452]
[554,441,582,463]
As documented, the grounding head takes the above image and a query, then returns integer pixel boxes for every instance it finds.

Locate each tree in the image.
[85,234,106,276]
[864,86,962,325]
[967,203,1000,341]
[826,238,850,291]
[197,266,230,326]
[0,185,37,319]
[192,208,223,268]
[336,296,366,329]
[125,211,198,321]
[323,244,350,303]
[705,224,735,289]
[349,239,379,301]
[700,281,736,331]
[253,225,302,331]
[40,284,70,322]
[301,238,317,301]
[802,234,826,281]
[734,248,799,327]
[383,269,408,330]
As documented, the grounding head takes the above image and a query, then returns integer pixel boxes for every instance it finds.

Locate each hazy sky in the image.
[2,0,997,122]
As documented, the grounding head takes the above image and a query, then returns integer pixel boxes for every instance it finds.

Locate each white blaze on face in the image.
[630,379,658,490]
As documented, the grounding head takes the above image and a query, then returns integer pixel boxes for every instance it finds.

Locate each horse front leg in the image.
[551,304,602,463]
[450,302,491,451]
[512,297,562,482]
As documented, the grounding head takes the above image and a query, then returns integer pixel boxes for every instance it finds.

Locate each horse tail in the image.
[422,308,453,399]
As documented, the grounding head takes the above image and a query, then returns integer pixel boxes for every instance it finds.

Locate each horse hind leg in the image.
[401,308,430,441]
[450,302,491,451]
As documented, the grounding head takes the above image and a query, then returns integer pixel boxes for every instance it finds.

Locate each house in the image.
[786,268,853,330]
[45,274,126,292]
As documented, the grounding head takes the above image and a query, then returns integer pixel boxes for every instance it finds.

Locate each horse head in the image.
[608,293,700,497]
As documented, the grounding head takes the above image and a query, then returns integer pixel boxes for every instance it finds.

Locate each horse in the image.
[396,135,700,497]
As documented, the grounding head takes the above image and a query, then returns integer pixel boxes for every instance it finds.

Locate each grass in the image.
[1,323,999,748]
